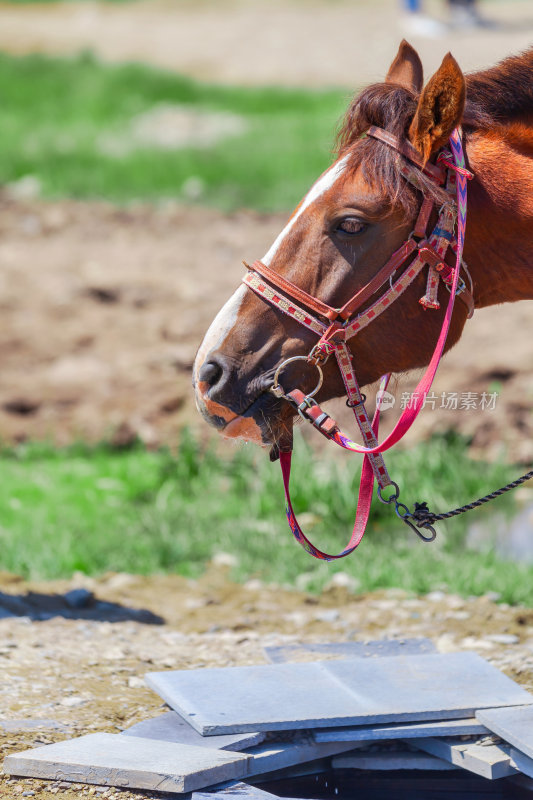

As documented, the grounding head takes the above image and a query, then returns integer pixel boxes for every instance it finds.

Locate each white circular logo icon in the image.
[376,389,396,411]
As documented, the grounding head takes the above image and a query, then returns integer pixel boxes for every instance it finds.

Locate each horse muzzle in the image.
[193,349,282,444]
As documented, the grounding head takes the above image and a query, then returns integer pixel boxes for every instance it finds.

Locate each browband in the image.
[366,126,446,184]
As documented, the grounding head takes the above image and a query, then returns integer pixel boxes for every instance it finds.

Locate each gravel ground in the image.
[1,568,533,799]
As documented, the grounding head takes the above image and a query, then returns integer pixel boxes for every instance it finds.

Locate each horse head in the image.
[194,41,470,447]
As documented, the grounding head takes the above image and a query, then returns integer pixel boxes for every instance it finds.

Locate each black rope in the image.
[412,468,533,527]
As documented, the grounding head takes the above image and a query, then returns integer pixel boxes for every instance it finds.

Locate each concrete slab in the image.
[477,705,533,760]
[192,781,282,800]
[146,661,351,734]
[264,638,435,664]
[314,717,488,743]
[122,711,264,751]
[332,750,457,771]
[511,749,533,780]
[245,739,360,778]
[325,652,530,725]
[409,737,518,780]
[146,652,532,735]
[4,733,251,793]
[251,758,331,783]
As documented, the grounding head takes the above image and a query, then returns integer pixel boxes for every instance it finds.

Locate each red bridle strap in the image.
[366,126,446,184]
[247,259,341,322]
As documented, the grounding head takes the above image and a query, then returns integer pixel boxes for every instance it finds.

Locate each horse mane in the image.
[464,48,533,129]
[336,48,533,217]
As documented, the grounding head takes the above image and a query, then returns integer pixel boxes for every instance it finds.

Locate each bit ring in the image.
[271,356,324,399]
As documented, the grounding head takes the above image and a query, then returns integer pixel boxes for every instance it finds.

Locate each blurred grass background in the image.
[0,432,529,603]
[0,52,346,211]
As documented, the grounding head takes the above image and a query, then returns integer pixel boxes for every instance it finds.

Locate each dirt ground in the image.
[0,194,531,461]
[0,0,532,89]
[1,567,533,799]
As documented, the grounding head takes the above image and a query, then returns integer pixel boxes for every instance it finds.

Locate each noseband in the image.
[242,126,473,560]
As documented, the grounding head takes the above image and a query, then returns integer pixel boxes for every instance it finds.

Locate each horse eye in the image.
[336,218,367,236]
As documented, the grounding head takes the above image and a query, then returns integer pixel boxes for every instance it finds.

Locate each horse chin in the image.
[222,395,285,446]
[195,391,286,447]
[223,415,265,444]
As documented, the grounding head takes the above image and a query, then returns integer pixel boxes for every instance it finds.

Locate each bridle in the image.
[241,126,474,560]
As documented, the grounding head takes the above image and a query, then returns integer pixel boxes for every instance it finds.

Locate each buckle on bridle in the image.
[308,343,332,366]
[297,395,318,420]
[446,276,467,296]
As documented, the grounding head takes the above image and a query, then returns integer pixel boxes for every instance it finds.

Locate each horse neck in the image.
[463,124,533,308]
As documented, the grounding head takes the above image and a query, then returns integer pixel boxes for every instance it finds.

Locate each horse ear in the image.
[385,40,423,93]
[408,52,465,163]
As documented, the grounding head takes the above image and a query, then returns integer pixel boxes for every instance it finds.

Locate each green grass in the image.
[1,432,531,604]
[0,52,347,211]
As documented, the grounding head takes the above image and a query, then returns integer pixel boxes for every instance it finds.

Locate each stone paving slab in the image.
[332,750,456,771]
[3,733,251,793]
[263,638,435,664]
[146,652,532,735]
[250,757,331,783]
[325,652,530,723]
[245,739,360,778]
[408,737,518,780]
[122,711,264,751]
[511,749,533,780]
[314,717,488,743]
[192,781,284,800]
[145,662,348,734]
[476,706,533,760]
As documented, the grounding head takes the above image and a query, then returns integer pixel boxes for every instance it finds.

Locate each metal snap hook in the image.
[377,482,400,505]
[403,516,437,542]
[271,356,324,400]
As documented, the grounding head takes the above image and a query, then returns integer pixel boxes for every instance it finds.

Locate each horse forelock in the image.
[335,82,449,219]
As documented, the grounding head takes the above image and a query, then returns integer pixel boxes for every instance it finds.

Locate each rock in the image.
[485,634,520,645]
[212,553,239,569]
[324,572,359,592]
[426,591,446,602]
[244,579,262,592]
[6,175,41,201]
[60,696,87,708]
[127,677,146,689]
[63,589,94,609]
[314,609,340,623]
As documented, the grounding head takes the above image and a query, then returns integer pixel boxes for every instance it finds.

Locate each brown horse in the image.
[194,41,533,450]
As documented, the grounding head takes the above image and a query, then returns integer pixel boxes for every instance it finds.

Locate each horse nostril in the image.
[198,359,223,388]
